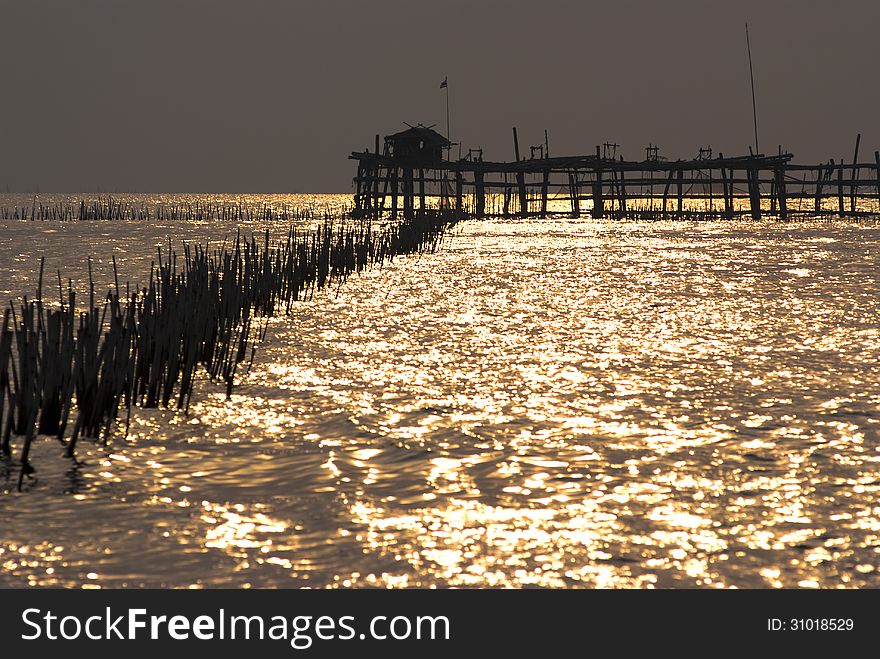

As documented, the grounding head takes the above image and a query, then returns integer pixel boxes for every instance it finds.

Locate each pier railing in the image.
[351,148,880,220]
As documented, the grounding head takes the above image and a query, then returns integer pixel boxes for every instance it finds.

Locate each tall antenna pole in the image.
[745,23,760,154]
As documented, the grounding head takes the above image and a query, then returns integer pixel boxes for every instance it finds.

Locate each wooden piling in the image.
[850,133,861,212]
[517,171,528,217]
[592,170,604,219]
[568,170,580,217]
[378,166,390,216]
[541,170,550,216]
[770,175,777,215]
[662,169,673,218]
[403,168,414,219]
[475,169,486,216]
[707,165,714,213]
[676,169,684,216]
[875,151,880,213]
[372,164,381,217]
[747,165,761,220]
[391,167,399,216]
[775,165,787,220]
[718,153,733,219]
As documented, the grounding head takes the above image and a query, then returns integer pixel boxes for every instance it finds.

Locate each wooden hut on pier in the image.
[353,124,451,219]
[385,125,450,166]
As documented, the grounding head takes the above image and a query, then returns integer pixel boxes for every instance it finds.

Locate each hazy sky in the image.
[1,0,878,192]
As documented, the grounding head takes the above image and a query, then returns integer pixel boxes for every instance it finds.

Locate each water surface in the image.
[1,198,879,588]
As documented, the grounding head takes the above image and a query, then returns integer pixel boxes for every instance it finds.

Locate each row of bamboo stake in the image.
[0,198,349,222]
[0,208,461,490]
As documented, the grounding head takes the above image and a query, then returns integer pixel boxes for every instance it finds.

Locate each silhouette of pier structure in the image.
[351,126,880,220]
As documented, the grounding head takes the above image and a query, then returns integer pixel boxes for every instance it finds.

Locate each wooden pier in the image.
[352,126,880,220]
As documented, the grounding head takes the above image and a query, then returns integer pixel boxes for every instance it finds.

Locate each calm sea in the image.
[1,193,879,588]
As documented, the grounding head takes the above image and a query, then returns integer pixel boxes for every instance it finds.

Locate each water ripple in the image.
[2,210,880,588]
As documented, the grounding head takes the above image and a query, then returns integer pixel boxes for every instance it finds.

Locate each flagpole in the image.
[445,81,451,155]
[440,77,452,205]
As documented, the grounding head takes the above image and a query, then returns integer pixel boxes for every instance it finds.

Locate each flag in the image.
[440,77,447,89]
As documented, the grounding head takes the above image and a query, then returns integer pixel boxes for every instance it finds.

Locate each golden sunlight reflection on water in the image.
[1,206,880,588]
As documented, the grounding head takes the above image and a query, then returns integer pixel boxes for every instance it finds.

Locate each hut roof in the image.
[385,125,451,147]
